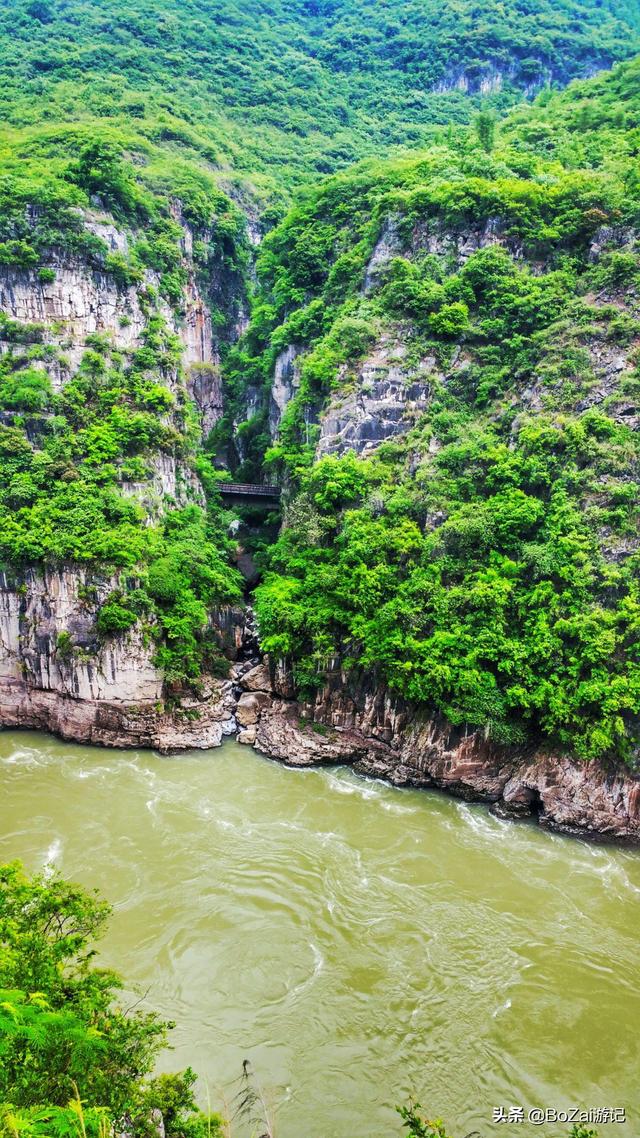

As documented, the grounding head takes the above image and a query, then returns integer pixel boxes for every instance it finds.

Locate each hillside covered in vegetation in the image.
[1,0,640,195]
[2,14,640,759]
[228,58,640,766]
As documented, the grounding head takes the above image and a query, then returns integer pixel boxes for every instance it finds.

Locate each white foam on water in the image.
[592,855,640,898]
[492,997,512,1018]
[379,798,419,815]
[319,830,341,846]
[3,747,42,768]
[310,942,324,976]
[324,770,389,801]
[455,801,510,839]
[42,837,62,876]
[285,941,326,1004]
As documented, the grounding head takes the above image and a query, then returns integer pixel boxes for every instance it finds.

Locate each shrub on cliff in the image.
[0,367,52,413]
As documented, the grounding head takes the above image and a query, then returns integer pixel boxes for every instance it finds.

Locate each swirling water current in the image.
[1,731,639,1137]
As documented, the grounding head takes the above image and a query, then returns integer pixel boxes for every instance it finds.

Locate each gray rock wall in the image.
[316,336,433,457]
[232,660,640,844]
[0,567,244,750]
[269,344,301,438]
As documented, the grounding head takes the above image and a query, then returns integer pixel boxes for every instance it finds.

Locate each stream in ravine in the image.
[1,731,639,1137]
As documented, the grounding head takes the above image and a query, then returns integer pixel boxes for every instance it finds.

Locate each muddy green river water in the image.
[1,731,639,1137]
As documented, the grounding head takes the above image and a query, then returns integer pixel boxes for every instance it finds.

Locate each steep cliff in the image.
[0,137,249,743]
[225,60,640,825]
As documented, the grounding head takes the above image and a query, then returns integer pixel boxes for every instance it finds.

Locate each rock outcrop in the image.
[317,336,434,457]
[0,567,246,751]
[0,256,159,382]
[231,661,640,845]
[269,345,301,438]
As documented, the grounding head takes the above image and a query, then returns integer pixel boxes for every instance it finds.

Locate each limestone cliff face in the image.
[316,336,433,458]
[429,57,612,98]
[0,257,156,382]
[246,217,525,453]
[5,559,636,842]
[231,660,640,845]
[269,345,300,439]
[2,194,638,848]
[0,567,245,750]
[0,205,243,745]
[0,210,224,414]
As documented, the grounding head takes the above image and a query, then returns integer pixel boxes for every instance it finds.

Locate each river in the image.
[1,731,638,1137]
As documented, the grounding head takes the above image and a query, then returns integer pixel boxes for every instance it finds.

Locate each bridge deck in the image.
[219,482,281,499]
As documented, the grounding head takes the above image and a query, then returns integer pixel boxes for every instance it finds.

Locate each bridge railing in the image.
[219,482,281,497]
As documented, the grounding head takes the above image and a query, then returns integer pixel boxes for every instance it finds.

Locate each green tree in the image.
[0,863,223,1137]
[474,109,496,152]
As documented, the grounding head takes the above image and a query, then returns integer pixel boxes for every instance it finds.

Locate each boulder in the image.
[240,663,271,692]
[235,690,271,727]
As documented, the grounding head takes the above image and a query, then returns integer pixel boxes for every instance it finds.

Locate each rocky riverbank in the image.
[231,658,640,846]
[1,571,638,842]
[0,567,246,751]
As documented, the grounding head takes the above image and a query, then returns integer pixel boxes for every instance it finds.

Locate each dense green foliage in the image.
[0,133,246,686]
[2,0,640,728]
[248,59,640,765]
[0,0,639,193]
[0,862,222,1138]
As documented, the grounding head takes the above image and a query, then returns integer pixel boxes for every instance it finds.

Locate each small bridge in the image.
[219,482,281,507]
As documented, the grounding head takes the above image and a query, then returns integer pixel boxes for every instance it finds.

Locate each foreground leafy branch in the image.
[0,862,222,1138]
